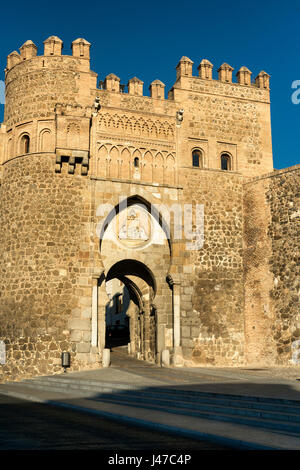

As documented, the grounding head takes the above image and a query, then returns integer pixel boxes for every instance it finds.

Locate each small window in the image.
[20,135,30,154]
[192,150,202,168]
[134,157,139,168]
[221,153,231,171]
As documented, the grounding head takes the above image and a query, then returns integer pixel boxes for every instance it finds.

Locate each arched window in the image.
[134,157,139,168]
[20,134,30,154]
[221,153,231,171]
[192,149,203,168]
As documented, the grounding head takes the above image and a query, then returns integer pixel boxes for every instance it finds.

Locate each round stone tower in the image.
[0,37,99,380]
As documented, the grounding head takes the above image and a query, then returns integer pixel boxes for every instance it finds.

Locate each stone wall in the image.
[244,165,300,365]
[1,37,298,381]
[0,153,98,381]
[178,168,245,365]
[4,55,96,127]
[173,74,273,178]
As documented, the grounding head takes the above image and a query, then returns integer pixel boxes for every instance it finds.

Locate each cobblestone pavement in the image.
[0,395,231,450]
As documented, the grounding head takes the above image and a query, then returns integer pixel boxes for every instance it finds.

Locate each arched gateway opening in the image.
[105,260,157,361]
[97,194,172,364]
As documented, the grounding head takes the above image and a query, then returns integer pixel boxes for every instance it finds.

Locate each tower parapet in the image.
[255,71,270,89]
[197,59,213,80]
[20,40,37,60]
[236,66,252,86]
[6,51,21,70]
[176,56,194,80]
[128,77,144,96]
[218,63,234,83]
[104,73,120,92]
[43,36,63,56]
[149,80,165,99]
[4,36,96,128]
[71,38,91,59]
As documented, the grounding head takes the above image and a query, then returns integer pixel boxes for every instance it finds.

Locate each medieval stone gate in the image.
[95,195,174,364]
[1,36,299,382]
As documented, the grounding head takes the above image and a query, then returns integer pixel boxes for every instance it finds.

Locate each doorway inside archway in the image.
[105,279,130,349]
[104,259,157,362]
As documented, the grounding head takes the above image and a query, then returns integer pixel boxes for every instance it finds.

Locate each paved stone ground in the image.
[0,395,231,450]
[62,347,300,401]
[1,348,299,450]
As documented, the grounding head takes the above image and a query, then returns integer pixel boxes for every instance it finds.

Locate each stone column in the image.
[97,275,108,353]
[167,274,184,366]
[91,276,98,347]
[173,281,181,349]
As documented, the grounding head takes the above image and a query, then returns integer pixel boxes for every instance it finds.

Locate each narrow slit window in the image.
[134,157,139,168]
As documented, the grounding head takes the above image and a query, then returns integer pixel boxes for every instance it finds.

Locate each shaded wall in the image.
[244,165,300,365]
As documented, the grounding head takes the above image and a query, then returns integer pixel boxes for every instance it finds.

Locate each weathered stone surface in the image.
[0,37,298,382]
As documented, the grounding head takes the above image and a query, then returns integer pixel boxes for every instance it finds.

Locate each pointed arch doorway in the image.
[96,193,174,364]
[104,259,157,362]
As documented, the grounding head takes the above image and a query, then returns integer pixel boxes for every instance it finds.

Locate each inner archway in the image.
[105,259,157,362]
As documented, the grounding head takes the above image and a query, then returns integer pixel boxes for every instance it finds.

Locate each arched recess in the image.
[120,148,131,180]
[149,122,158,138]
[98,193,172,256]
[142,151,153,183]
[132,149,141,179]
[165,154,176,185]
[153,152,164,184]
[141,119,149,137]
[108,115,115,129]
[106,259,156,293]
[110,146,119,178]
[39,129,52,152]
[97,145,108,178]
[19,133,30,155]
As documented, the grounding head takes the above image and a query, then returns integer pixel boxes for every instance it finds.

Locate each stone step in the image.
[9,379,300,434]
[95,392,300,424]
[1,382,300,449]
[99,388,300,414]
[91,394,300,434]
[21,376,300,409]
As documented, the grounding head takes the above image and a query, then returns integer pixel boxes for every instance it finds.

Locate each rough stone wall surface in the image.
[4,55,95,127]
[178,168,244,365]
[173,76,273,177]
[0,39,298,382]
[5,58,75,126]
[244,166,300,365]
[0,154,97,381]
[267,167,300,364]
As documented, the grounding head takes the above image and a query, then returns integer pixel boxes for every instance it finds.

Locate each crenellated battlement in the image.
[175,55,270,90]
[6,36,91,71]
[5,37,270,100]
[1,36,273,181]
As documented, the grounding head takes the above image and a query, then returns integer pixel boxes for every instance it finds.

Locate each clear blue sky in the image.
[1,0,299,169]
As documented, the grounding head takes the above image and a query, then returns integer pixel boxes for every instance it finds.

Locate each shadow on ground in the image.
[0,378,299,450]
